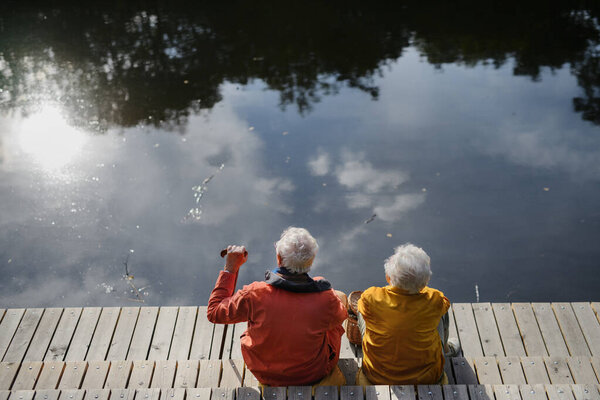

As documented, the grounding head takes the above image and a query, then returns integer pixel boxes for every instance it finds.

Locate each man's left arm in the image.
[207,245,250,324]
[207,270,250,324]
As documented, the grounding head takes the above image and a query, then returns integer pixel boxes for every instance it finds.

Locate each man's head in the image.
[384,243,432,293]
[275,227,319,273]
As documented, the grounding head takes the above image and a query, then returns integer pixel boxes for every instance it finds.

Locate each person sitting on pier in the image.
[207,227,348,387]
[356,243,460,385]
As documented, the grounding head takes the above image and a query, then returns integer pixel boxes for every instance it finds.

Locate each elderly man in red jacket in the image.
[207,227,348,387]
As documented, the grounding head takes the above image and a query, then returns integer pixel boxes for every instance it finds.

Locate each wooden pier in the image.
[0,303,600,400]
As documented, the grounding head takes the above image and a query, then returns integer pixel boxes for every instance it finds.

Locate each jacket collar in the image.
[264,267,332,293]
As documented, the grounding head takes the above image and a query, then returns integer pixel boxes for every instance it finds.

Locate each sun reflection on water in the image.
[18,106,87,170]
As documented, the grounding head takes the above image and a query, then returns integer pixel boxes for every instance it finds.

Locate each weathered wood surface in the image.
[0,302,599,393]
[0,357,597,390]
[0,386,595,399]
[3,302,596,364]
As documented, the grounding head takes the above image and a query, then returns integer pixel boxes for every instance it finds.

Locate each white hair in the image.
[384,243,432,293]
[275,227,319,273]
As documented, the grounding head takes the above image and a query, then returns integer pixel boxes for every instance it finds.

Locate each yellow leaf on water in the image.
[386,233,393,238]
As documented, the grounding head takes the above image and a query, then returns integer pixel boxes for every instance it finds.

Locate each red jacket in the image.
[207,270,347,386]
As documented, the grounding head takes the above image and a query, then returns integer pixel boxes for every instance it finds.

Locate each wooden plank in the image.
[338,359,359,386]
[24,309,62,362]
[0,309,25,360]
[210,388,234,400]
[567,357,598,384]
[85,389,111,400]
[367,386,391,400]
[445,358,456,384]
[473,303,505,357]
[186,389,211,400]
[447,307,461,355]
[262,387,286,400]
[522,357,551,384]
[221,325,234,361]
[35,389,61,400]
[493,304,526,356]
[150,360,176,388]
[106,308,139,361]
[236,388,259,400]
[288,387,312,400]
[0,390,8,400]
[147,307,178,361]
[390,385,415,400]
[553,304,591,357]
[127,308,158,361]
[591,304,600,322]
[0,362,20,389]
[46,309,82,361]
[340,333,355,359]
[442,385,469,400]
[128,360,153,389]
[513,304,549,357]
[168,307,197,360]
[498,357,526,384]
[545,357,574,384]
[65,308,102,361]
[86,308,120,361]
[161,389,185,400]
[135,388,160,400]
[3,309,43,362]
[572,304,600,357]
[59,389,85,400]
[219,360,243,388]
[474,357,502,384]
[174,360,199,389]
[546,385,575,400]
[494,385,522,400]
[571,384,600,400]
[453,304,483,357]
[316,386,339,400]
[58,362,87,389]
[533,304,569,357]
[416,385,442,400]
[109,389,134,400]
[242,365,258,388]
[209,325,225,360]
[340,386,363,400]
[467,385,494,400]
[230,323,246,361]
[10,390,35,400]
[591,358,600,382]
[519,384,547,400]
[35,361,65,389]
[12,361,43,390]
[196,360,221,388]
[189,308,214,361]
[80,361,109,389]
[452,357,478,384]
[104,360,132,389]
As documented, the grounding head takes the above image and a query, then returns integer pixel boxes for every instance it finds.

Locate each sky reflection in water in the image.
[1,30,600,306]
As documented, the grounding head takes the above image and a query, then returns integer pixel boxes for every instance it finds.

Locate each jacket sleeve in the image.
[327,290,348,330]
[206,270,251,324]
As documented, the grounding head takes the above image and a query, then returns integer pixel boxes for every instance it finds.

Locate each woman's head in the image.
[384,243,432,293]
[275,227,319,273]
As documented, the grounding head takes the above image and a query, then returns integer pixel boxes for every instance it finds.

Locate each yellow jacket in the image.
[357,285,450,384]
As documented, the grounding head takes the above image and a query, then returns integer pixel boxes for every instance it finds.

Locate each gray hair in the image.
[275,227,319,273]
[384,243,432,293]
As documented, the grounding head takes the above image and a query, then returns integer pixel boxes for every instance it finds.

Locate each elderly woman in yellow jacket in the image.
[356,243,460,385]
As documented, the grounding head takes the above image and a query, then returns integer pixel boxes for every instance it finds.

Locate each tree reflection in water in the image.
[1,0,600,129]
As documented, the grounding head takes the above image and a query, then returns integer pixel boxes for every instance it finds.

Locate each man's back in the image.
[207,270,347,386]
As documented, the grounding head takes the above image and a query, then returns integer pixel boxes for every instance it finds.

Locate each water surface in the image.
[1,1,599,306]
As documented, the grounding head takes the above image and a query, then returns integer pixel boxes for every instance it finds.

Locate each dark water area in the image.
[1,1,600,306]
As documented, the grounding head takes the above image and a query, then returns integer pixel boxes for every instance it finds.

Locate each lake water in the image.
[1,1,599,307]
